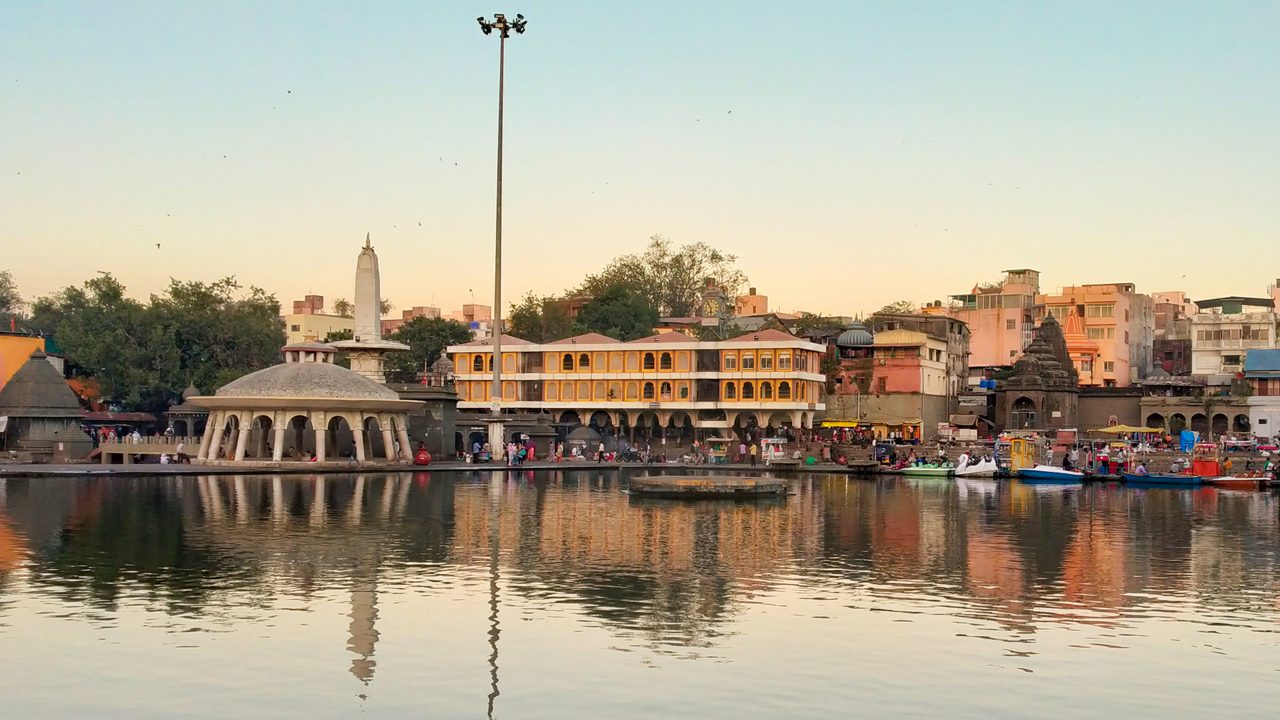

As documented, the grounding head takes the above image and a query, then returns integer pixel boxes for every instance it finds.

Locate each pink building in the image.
[947,269,1040,372]
[1038,283,1154,387]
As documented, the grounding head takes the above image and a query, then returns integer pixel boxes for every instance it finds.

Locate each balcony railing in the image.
[1193,339,1271,350]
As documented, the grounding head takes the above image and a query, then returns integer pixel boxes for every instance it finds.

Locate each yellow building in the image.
[0,334,58,392]
[447,329,826,436]
[282,313,354,345]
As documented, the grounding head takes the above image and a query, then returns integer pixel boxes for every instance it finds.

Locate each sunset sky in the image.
[3,1,1278,317]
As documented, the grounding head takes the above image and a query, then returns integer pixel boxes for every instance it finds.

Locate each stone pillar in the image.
[198,412,218,460]
[353,424,366,462]
[233,422,250,462]
[380,416,396,462]
[396,422,413,462]
[314,427,327,463]
[272,427,285,461]
[204,412,224,462]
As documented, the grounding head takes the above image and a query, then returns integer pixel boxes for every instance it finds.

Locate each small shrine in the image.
[996,315,1079,431]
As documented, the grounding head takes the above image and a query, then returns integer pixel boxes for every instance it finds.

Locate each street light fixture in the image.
[477,12,526,461]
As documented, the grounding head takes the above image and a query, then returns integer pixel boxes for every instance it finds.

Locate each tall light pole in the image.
[477,12,526,461]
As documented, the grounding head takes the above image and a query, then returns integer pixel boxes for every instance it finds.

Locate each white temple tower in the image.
[332,234,408,383]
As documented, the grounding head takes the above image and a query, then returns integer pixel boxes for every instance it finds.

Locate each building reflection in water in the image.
[0,470,1279,692]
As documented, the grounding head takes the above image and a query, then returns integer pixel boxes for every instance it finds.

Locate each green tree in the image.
[332,298,354,318]
[323,328,354,368]
[31,274,283,410]
[506,292,579,343]
[877,300,917,315]
[575,285,659,340]
[0,269,21,318]
[790,312,845,337]
[577,235,748,317]
[383,317,473,383]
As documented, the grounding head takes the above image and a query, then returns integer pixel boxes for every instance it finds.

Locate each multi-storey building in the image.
[447,329,826,439]
[282,295,354,345]
[947,269,1039,374]
[1037,283,1154,387]
[1190,296,1280,386]
[1153,292,1193,375]
[1243,349,1280,440]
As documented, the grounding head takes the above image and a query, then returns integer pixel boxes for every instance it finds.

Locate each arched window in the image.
[724,382,737,400]
[742,382,755,399]
[778,381,791,399]
[643,352,656,370]
[660,381,672,400]
[578,353,590,370]
[761,382,773,399]
[642,382,655,400]
[659,352,672,370]
[562,353,574,371]
[472,355,483,372]
[487,355,494,371]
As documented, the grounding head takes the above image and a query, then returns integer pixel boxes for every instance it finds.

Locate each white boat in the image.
[954,455,998,477]
[1017,465,1085,483]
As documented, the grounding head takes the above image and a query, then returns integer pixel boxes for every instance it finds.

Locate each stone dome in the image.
[216,361,400,400]
[836,322,873,348]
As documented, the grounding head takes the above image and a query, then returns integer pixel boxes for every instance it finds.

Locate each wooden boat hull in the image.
[628,475,787,499]
[1205,476,1262,490]
[1123,473,1202,486]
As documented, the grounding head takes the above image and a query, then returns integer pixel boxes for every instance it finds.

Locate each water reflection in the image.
[1,472,1279,717]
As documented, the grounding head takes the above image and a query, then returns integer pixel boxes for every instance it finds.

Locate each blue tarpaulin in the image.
[1179,430,1198,453]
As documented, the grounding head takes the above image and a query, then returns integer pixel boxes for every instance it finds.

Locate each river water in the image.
[1,471,1278,719]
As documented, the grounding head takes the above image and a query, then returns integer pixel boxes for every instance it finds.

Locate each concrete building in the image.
[1153,294,1193,375]
[447,304,493,338]
[735,287,769,316]
[826,315,970,441]
[1243,349,1280,440]
[1038,283,1154,386]
[282,295,354,345]
[947,269,1039,374]
[381,305,442,335]
[1189,296,1279,387]
[447,329,826,441]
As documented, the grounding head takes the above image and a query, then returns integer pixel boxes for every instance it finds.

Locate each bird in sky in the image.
[155,243,161,249]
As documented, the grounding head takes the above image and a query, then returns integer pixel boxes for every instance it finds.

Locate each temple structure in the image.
[995,315,1080,431]
[1061,310,1102,386]
[331,234,408,383]
[191,341,421,464]
[0,349,93,461]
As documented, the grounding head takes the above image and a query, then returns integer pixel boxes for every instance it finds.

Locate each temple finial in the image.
[364,232,372,249]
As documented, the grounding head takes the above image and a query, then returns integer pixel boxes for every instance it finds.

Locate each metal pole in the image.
[491,33,505,414]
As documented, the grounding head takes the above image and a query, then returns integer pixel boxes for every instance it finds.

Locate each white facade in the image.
[1190,309,1278,385]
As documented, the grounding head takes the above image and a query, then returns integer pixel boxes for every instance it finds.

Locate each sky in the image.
[2,1,1278,318]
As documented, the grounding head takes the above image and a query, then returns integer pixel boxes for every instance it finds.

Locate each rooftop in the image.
[1194,296,1275,310]
[1244,349,1280,376]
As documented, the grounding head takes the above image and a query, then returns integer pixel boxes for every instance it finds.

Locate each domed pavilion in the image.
[191,341,422,464]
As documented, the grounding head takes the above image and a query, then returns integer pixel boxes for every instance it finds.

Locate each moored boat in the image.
[1205,476,1263,490]
[1017,465,1084,483]
[954,455,998,477]
[1123,472,1202,486]
[900,464,954,478]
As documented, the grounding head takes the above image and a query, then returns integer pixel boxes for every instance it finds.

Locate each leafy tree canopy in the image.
[575,235,748,318]
[877,300,918,315]
[507,292,580,344]
[30,274,284,411]
[575,285,659,341]
[0,270,21,318]
[383,317,473,383]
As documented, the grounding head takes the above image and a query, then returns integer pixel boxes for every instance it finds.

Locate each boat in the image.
[1122,472,1202,486]
[1017,465,1084,483]
[954,455,998,477]
[1204,475,1263,490]
[627,475,787,499]
[900,464,954,478]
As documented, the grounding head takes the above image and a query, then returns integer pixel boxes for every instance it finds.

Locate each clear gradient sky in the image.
[3,1,1278,317]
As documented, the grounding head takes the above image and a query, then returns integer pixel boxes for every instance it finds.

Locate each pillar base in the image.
[486,417,506,462]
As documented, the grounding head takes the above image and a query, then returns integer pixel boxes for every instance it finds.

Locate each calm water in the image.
[1,471,1278,719]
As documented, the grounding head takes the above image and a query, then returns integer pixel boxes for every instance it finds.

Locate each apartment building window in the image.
[659,352,672,370]
[290,324,300,332]
[1107,327,1115,339]
[643,352,656,370]
[724,353,737,370]
[473,356,484,372]
[725,382,737,399]
[760,353,773,370]
[659,381,672,400]
[642,382,655,399]
[1046,306,1069,320]
[778,352,792,370]
[761,382,773,399]
[1124,331,1129,344]
[1087,328,1106,340]
[1006,319,1017,330]
[741,353,755,370]
[578,353,590,370]
[877,377,887,393]
[1224,355,1242,366]
[679,385,689,399]
[1103,361,1115,373]
[742,382,755,399]
[778,381,791,399]
[1081,359,1093,373]
[1086,304,1115,318]
[562,353,574,371]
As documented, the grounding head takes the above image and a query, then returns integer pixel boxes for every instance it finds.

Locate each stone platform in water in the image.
[627,475,788,499]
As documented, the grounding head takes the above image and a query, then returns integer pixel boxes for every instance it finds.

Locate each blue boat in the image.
[1123,473,1202,486]
[1017,465,1085,483]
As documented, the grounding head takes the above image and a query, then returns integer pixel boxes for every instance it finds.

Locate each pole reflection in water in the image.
[0,472,1278,719]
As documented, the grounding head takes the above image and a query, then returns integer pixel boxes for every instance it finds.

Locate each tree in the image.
[383,317,473,383]
[323,329,354,368]
[577,235,748,317]
[0,270,21,318]
[31,274,284,411]
[575,285,659,341]
[877,300,917,315]
[506,292,579,343]
[791,312,846,337]
[332,298,354,318]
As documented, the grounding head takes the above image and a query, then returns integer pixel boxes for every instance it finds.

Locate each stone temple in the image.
[331,234,408,383]
[995,315,1080,431]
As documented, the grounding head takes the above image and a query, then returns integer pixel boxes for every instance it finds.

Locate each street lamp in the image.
[477,12,526,462]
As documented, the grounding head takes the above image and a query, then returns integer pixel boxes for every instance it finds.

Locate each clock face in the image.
[704,297,721,317]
